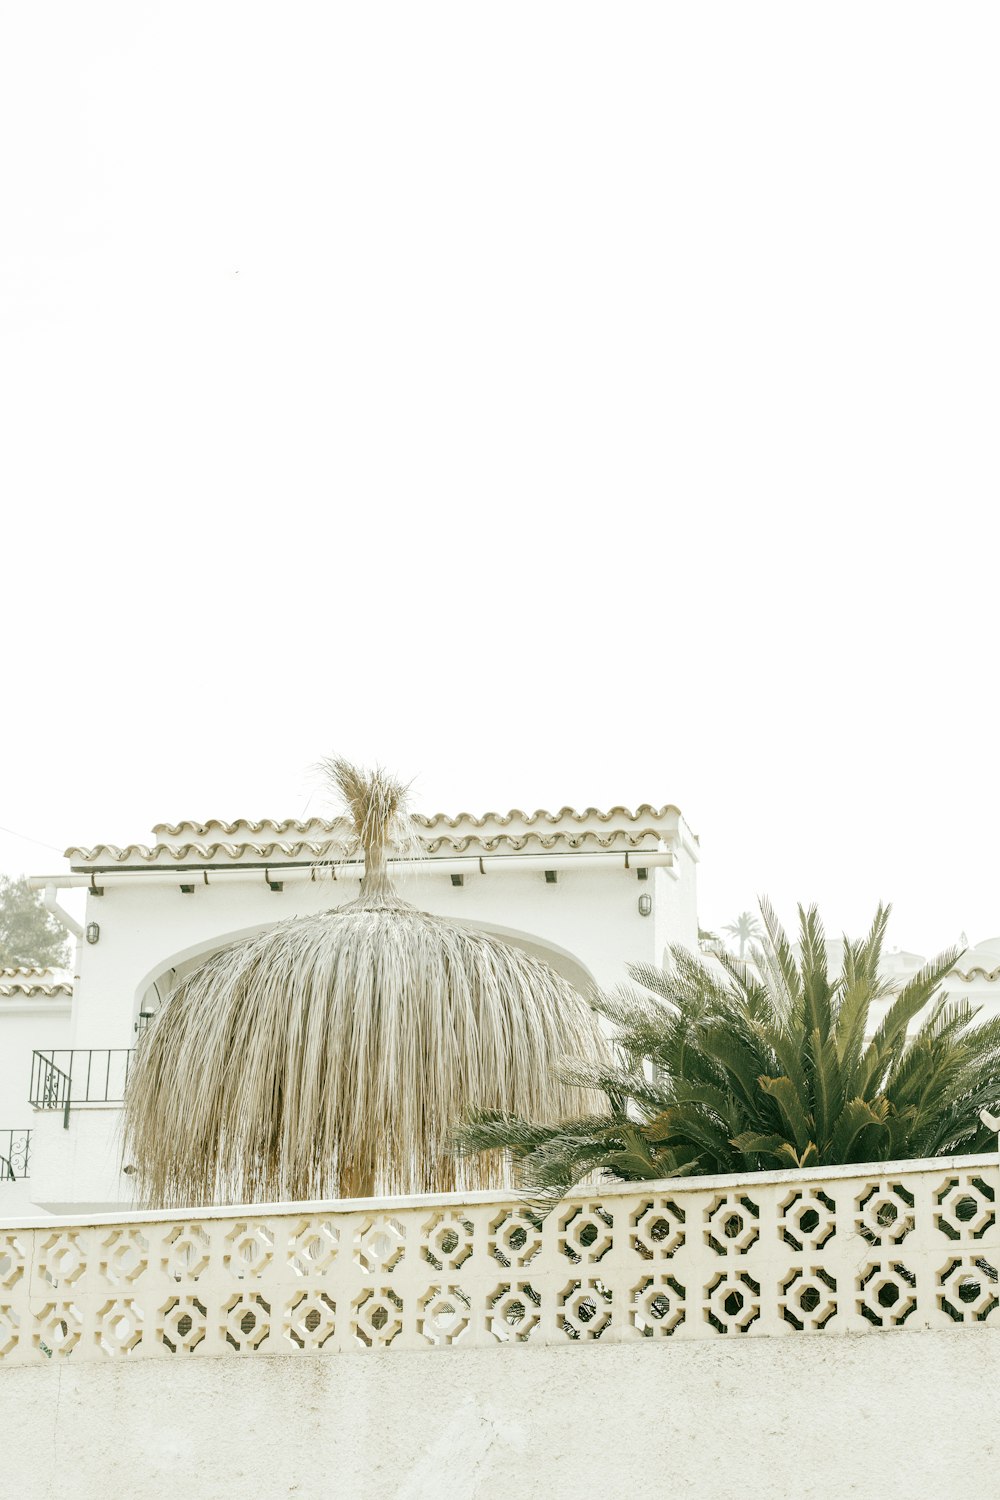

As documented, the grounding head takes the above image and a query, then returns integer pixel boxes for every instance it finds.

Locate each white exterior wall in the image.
[3,803,700,1213]
[2,1327,996,1499]
[69,860,682,1046]
[40,864,676,1209]
[27,1106,130,1213]
[652,839,699,966]
[0,995,73,1117]
[0,993,73,1217]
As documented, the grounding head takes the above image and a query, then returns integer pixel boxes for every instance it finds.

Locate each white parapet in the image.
[1,1153,998,1364]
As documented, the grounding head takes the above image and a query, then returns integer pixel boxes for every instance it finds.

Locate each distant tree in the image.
[724,910,763,959]
[0,876,70,969]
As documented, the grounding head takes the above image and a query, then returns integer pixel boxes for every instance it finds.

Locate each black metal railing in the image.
[0,1129,31,1180]
[30,1053,72,1128]
[29,1050,135,1127]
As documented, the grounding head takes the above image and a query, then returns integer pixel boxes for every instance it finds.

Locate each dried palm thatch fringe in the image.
[123,758,610,1208]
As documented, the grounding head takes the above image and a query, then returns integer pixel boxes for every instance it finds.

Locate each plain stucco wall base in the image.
[4,1329,997,1499]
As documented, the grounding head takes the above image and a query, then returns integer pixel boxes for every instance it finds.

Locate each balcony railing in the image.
[0,1129,31,1181]
[0,1152,997,1365]
[30,1049,135,1126]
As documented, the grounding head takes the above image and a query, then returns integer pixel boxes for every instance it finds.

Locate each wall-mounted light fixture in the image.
[638,894,652,917]
[85,921,100,945]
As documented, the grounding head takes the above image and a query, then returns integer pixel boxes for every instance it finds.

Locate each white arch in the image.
[438,915,600,998]
[133,914,600,1014]
[133,921,282,1014]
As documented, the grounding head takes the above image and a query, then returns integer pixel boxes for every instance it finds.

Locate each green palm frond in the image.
[828,1097,890,1163]
[798,904,833,1039]
[757,1075,814,1152]
[457,900,997,1212]
[858,948,962,1097]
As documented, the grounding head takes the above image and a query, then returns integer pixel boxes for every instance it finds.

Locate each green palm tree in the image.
[723,909,763,958]
[456,901,1000,1209]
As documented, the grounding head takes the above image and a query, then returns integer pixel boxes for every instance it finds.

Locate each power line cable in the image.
[0,824,66,855]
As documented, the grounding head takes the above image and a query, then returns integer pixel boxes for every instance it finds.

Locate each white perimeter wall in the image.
[3,1329,996,1500]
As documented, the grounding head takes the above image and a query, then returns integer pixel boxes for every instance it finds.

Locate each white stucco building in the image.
[8,796,1000,1219]
[2,800,700,1214]
[4,803,1000,1500]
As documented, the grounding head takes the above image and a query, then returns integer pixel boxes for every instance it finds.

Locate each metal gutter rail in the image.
[28,850,677,891]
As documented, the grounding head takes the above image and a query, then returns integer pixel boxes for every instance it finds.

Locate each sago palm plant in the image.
[456,901,1000,1208]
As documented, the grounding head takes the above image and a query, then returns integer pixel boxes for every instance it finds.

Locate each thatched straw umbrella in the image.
[123,759,610,1207]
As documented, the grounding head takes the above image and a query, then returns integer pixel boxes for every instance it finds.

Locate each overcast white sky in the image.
[2,4,998,957]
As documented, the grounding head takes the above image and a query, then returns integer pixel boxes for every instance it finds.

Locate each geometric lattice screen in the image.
[1,1157,997,1363]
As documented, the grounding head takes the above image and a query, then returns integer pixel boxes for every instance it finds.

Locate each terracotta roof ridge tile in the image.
[412,803,680,829]
[152,817,345,837]
[422,829,668,853]
[66,827,670,866]
[150,803,680,837]
[65,839,350,863]
[0,980,73,997]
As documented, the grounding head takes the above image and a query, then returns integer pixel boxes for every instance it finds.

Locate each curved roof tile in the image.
[152,818,343,837]
[0,978,73,997]
[65,840,346,864]
[0,966,63,978]
[412,803,681,829]
[152,804,681,836]
[66,826,670,866]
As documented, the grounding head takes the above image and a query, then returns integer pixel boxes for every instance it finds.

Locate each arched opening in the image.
[132,923,279,1032]
[440,916,599,998]
[132,916,599,1031]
